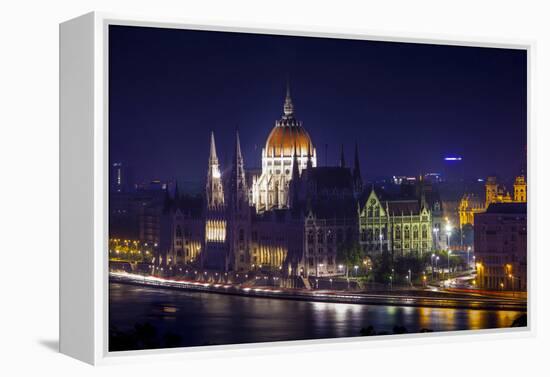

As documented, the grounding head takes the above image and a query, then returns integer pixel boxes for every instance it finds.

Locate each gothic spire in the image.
[353,142,363,194]
[209,131,218,162]
[339,144,346,168]
[235,128,243,163]
[206,131,224,209]
[306,142,313,170]
[283,81,294,118]
[230,129,247,210]
[354,142,361,175]
[174,180,180,202]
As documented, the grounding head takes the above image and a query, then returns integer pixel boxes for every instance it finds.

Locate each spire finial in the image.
[235,128,242,161]
[209,131,218,161]
[339,144,346,168]
[283,81,294,117]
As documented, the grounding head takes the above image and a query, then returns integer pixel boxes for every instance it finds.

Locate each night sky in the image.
[109,25,527,188]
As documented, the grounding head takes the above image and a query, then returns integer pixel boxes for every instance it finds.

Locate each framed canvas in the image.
[60,12,533,365]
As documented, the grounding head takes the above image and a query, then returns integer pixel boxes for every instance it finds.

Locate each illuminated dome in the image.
[265,86,313,157]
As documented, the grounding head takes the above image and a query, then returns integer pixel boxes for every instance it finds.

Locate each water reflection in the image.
[109,283,526,351]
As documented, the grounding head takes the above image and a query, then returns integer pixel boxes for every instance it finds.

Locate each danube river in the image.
[109,282,525,351]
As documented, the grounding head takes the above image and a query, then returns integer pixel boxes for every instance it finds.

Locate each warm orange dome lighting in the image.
[264,84,314,157]
[265,125,313,157]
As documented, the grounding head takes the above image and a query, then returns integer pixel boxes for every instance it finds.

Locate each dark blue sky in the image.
[109,25,527,186]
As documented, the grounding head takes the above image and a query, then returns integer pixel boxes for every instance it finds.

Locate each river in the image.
[109,282,525,351]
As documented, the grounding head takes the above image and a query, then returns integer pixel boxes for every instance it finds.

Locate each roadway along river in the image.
[109,282,526,351]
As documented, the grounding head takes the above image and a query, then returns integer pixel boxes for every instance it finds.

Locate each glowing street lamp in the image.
[354,265,359,276]
[445,222,453,250]
[431,253,436,279]
[447,250,452,280]
[433,227,439,249]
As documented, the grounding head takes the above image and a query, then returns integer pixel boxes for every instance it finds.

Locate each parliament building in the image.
[156,85,437,277]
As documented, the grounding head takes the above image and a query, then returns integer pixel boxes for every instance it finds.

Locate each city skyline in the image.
[109,25,527,186]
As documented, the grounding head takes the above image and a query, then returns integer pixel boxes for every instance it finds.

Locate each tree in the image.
[372,250,393,283]
[337,240,362,277]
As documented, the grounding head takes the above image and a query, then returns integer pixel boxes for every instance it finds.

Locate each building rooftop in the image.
[485,202,527,214]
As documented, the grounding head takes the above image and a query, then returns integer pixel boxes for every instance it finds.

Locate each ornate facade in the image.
[459,175,527,228]
[359,187,433,257]
[162,85,362,277]
[251,86,317,212]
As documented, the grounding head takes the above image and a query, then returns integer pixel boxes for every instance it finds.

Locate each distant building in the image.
[458,193,485,228]
[443,156,464,183]
[474,202,527,291]
[110,162,136,193]
[459,175,527,228]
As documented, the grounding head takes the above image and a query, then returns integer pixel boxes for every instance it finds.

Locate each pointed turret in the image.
[206,131,224,210]
[283,81,294,118]
[353,142,363,194]
[209,131,218,162]
[174,180,180,201]
[230,129,247,211]
[339,144,346,168]
[306,142,313,170]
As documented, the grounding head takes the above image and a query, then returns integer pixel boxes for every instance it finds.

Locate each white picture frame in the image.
[59,11,534,365]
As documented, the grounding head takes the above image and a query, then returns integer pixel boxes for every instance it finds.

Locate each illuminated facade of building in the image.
[459,175,527,228]
[161,87,362,277]
[251,86,317,212]
[474,202,527,291]
[358,185,434,257]
[458,193,485,228]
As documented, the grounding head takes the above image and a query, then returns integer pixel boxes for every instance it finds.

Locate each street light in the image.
[433,227,439,249]
[408,269,412,287]
[508,274,519,297]
[447,250,452,281]
[431,253,436,279]
[467,246,471,270]
[445,222,452,251]
[354,265,359,276]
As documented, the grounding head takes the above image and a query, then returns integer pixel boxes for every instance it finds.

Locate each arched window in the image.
[307,230,314,244]
[413,225,418,239]
[374,206,380,217]
[395,226,401,240]
[404,226,410,240]
[422,225,428,238]
[239,228,245,242]
[317,229,324,244]
[176,225,182,238]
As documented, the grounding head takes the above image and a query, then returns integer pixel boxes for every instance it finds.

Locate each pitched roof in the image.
[387,200,420,215]
[306,167,354,192]
[485,202,526,214]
